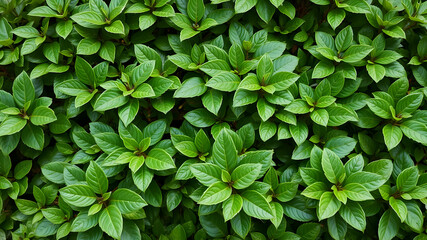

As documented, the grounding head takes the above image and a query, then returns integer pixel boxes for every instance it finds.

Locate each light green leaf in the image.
[367,64,386,83]
[338,202,366,231]
[343,183,374,201]
[94,89,128,111]
[378,210,400,240]
[59,185,96,207]
[382,124,402,150]
[110,188,147,214]
[321,148,345,184]
[396,166,418,192]
[85,161,108,194]
[145,148,175,170]
[222,194,243,221]
[231,163,262,189]
[241,190,273,219]
[187,0,205,23]
[317,191,341,220]
[77,39,101,55]
[13,71,35,108]
[198,182,232,205]
[0,116,27,137]
[30,106,57,125]
[99,205,123,239]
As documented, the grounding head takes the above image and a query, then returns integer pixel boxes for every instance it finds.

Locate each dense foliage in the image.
[0,0,426,239]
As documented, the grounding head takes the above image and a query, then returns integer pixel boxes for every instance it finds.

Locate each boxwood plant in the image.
[0,0,426,239]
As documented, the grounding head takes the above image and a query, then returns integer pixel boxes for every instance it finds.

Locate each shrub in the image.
[0,0,426,239]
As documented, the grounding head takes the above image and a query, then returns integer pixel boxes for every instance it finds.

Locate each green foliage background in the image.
[0,0,426,239]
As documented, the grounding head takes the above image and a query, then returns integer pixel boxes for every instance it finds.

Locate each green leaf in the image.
[198,182,232,205]
[145,148,175,170]
[30,106,57,125]
[257,98,275,122]
[21,123,44,150]
[382,26,405,39]
[14,160,32,180]
[59,184,96,207]
[400,120,427,145]
[343,183,373,201]
[378,210,400,240]
[15,199,39,215]
[367,98,392,119]
[190,163,222,186]
[342,45,373,63]
[317,191,341,220]
[257,55,274,82]
[212,129,238,171]
[110,188,147,214]
[233,89,258,107]
[404,201,423,232]
[231,163,262,189]
[200,59,231,76]
[335,26,353,52]
[195,129,211,153]
[389,197,407,222]
[105,20,125,35]
[174,77,207,98]
[256,0,275,23]
[321,148,345,184]
[206,72,240,92]
[94,89,128,111]
[131,83,155,98]
[13,71,35,108]
[301,182,328,200]
[345,171,386,191]
[174,141,198,157]
[396,93,423,116]
[85,161,108,194]
[259,121,277,142]
[70,212,98,232]
[327,215,347,240]
[56,20,73,39]
[327,9,345,30]
[267,71,299,91]
[338,202,366,231]
[99,205,123,239]
[166,190,182,212]
[42,208,66,224]
[75,57,96,87]
[0,116,27,137]
[310,109,329,126]
[289,121,308,145]
[184,108,216,128]
[382,124,402,150]
[324,136,357,158]
[312,61,334,79]
[396,166,418,192]
[241,190,273,219]
[118,99,139,127]
[139,14,156,31]
[11,26,39,38]
[28,6,60,17]
[367,64,386,83]
[235,0,257,13]
[187,0,205,23]
[132,165,153,192]
[77,39,101,55]
[275,182,298,202]
[43,42,60,64]
[222,194,243,221]
[230,212,250,238]
[99,41,116,63]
